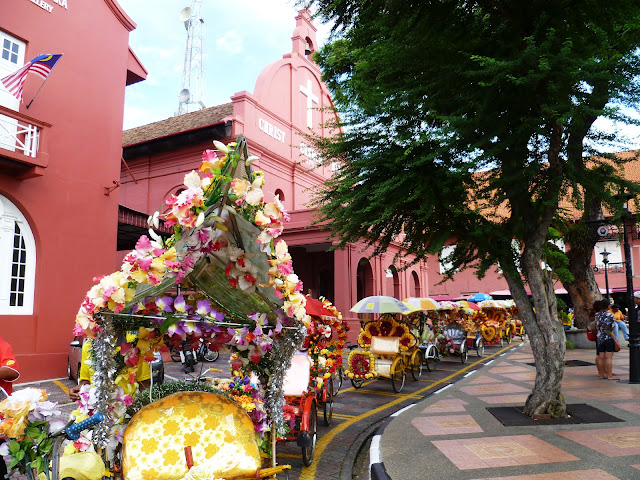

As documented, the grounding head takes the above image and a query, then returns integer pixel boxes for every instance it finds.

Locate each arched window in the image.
[274,189,285,203]
[0,195,36,314]
[412,271,420,297]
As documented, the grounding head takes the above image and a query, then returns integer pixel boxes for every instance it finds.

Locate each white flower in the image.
[213,140,229,154]
[184,170,203,190]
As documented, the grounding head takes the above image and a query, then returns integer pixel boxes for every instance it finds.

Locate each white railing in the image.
[0,113,40,157]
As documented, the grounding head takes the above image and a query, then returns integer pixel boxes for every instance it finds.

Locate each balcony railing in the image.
[0,105,51,179]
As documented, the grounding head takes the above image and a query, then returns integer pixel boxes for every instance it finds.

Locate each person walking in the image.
[610,304,629,342]
[594,299,619,380]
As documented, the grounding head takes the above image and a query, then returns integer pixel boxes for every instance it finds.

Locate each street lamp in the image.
[600,249,611,303]
[614,191,639,384]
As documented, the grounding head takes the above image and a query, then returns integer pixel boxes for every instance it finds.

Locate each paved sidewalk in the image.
[376,342,640,480]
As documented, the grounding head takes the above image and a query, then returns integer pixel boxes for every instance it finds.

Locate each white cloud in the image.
[215,30,244,54]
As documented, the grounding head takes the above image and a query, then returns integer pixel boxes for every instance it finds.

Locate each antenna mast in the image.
[176,0,205,115]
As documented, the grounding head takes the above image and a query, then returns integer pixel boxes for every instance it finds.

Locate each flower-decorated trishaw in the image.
[477,300,511,346]
[456,301,485,357]
[345,296,422,393]
[275,296,347,466]
[0,138,323,480]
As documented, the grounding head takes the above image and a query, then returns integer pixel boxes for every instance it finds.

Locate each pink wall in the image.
[0,0,139,381]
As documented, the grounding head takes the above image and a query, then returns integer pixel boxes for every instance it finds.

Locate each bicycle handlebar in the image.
[65,413,104,440]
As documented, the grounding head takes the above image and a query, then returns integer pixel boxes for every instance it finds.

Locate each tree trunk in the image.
[563,201,605,328]
[504,254,567,417]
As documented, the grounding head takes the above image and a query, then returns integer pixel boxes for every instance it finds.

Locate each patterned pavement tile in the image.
[489,366,533,374]
[471,469,619,480]
[559,378,607,389]
[467,375,504,385]
[460,383,530,396]
[411,414,483,436]
[431,435,578,470]
[478,394,530,404]
[499,372,537,381]
[421,397,469,413]
[565,386,640,401]
[558,426,640,457]
[563,366,627,377]
[612,401,640,415]
[633,464,640,470]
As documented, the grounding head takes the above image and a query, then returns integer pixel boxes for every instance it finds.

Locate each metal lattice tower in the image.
[176,0,205,115]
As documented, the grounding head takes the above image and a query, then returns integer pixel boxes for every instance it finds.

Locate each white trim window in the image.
[0,195,36,314]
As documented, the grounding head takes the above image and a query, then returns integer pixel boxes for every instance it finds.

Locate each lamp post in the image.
[600,249,611,303]
[615,191,640,384]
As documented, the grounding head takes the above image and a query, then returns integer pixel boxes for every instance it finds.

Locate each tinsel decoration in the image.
[260,325,305,435]
[91,313,117,449]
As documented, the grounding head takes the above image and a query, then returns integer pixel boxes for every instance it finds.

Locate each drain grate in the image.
[487,404,623,426]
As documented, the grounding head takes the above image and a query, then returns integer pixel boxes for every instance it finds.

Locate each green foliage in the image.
[566,339,575,350]
[557,298,568,311]
[7,421,53,475]
[129,380,225,415]
[306,0,640,286]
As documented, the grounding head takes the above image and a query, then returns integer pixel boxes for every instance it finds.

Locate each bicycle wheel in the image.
[425,344,438,372]
[202,348,219,362]
[323,380,333,426]
[506,326,513,344]
[476,339,485,357]
[410,349,423,381]
[390,357,406,393]
[332,368,344,396]
[301,401,317,467]
[460,341,468,364]
[351,378,364,389]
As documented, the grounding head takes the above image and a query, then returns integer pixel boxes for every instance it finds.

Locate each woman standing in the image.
[594,299,619,380]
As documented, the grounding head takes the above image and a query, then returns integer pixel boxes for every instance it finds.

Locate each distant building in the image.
[0,0,146,381]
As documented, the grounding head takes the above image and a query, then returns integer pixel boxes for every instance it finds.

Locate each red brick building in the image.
[0,0,146,381]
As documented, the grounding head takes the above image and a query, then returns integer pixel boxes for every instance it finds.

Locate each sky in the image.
[118,0,331,130]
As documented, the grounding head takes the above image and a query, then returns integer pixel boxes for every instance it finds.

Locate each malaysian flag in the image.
[1,54,62,102]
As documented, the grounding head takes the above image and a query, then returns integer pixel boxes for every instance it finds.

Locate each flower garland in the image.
[357,316,416,350]
[0,388,62,475]
[346,350,377,380]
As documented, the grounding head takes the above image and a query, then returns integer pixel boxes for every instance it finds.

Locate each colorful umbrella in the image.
[457,300,481,311]
[500,299,516,309]
[403,297,441,311]
[478,300,506,309]
[438,301,459,310]
[468,293,493,302]
[304,297,338,318]
[350,296,419,315]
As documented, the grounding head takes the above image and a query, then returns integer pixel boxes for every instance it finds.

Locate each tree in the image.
[304,0,640,416]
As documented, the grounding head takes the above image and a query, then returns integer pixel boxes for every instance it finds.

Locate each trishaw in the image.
[0,138,318,480]
[457,300,485,357]
[346,296,422,393]
[478,300,513,345]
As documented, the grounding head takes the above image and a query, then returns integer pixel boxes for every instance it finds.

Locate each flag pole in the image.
[25,55,62,110]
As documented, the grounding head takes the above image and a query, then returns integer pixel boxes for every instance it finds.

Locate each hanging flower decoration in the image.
[358,316,416,350]
[481,325,497,342]
[346,350,377,380]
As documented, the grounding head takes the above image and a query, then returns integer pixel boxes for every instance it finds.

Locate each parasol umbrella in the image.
[350,295,419,315]
[468,293,493,302]
[437,301,459,310]
[457,300,481,311]
[478,300,506,309]
[403,297,441,311]
[304,297,338,318]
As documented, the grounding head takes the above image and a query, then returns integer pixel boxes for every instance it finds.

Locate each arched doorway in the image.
[412,271,420,297]
[386,265,400,299]
[356,258,374,301]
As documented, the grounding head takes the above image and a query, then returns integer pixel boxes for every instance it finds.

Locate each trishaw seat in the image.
[283,353,311,397]
[370,336,401,356]
[122,392,263,480]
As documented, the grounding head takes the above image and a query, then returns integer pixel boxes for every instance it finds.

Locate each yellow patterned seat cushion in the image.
[122,392,261,480]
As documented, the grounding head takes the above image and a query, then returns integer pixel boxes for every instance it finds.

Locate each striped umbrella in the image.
[478,300,506,309]
[403,297,441,311]
[457,300,481,311]
[350,295,419,315]
[438,301,459,310]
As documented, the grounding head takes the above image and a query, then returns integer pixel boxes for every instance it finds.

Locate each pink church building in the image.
[119,11,428,337]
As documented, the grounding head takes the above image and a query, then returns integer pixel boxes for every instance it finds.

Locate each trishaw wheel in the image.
[499,336,504,348]
[391,357,406,393]
[332,367,344,395]
[425,344,438,372]
[351,378,364,389]
[460,342,468,364]
[170,348,182,362]
[476,339,484,357]
[323,379,334,426]
[507,328,513,344]
[302,401,317,467]
[410,350,423,381]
